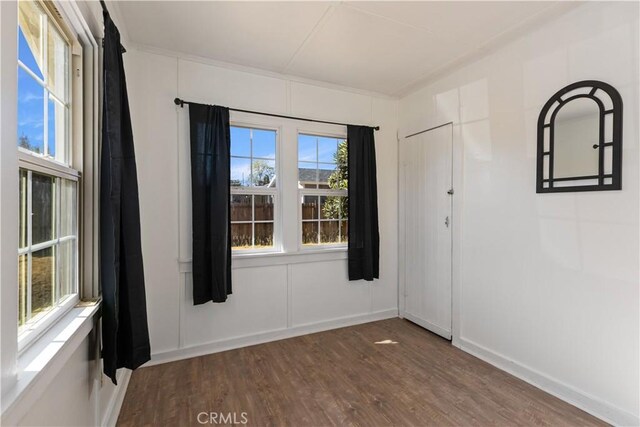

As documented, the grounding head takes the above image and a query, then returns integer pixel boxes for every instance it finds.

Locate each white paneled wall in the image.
[399,2,639,425]
[125,50,399,364]
[126,51,181,354]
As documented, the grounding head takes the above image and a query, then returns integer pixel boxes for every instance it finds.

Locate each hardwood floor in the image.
[117,319,605,426]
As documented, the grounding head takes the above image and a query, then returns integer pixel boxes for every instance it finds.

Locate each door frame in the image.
[398,121,461,345]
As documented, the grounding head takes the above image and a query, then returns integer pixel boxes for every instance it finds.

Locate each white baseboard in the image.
[101,369,132,427]
[456,337,639,427]
[146,309,398,367]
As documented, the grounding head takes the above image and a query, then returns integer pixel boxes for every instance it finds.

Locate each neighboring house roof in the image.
[242,168,334,189]
[298,168,333,184]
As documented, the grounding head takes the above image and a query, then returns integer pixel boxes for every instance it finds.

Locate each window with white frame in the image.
[230,126,278,251]
[17,0,79,346]
[298,133,348,246]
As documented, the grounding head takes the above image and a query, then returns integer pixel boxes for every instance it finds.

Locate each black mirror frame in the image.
[536,80,623,193]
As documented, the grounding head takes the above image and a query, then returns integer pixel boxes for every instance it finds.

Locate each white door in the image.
[400,124,453,339]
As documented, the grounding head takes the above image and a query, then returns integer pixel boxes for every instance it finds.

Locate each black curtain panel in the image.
[347,125,380,281]
[100,9,151,385]
[188,103,232,304]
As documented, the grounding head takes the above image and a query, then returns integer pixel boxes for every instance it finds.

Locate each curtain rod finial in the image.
[174,98,183,107]
[374,126,380,131]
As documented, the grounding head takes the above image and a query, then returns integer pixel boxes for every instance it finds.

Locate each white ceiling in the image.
[117,1,574,96]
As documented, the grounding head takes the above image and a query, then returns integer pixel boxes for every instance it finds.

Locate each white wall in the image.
[124,48,399,363]
[399,2,639,425]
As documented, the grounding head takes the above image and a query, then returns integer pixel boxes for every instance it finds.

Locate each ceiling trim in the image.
[128,42,399,101]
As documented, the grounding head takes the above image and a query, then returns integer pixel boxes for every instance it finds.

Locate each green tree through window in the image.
[250,159,275,186]
[323,139,348,219]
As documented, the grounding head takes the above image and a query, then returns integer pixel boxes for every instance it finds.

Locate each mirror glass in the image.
[553,98,600,179]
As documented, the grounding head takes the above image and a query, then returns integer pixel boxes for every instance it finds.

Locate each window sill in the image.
[1,302,100,423]
[178,248,347,271]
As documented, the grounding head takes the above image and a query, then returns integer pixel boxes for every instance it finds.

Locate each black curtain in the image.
[188,104,232,304]
[347,125,380,281]
[100,9,151,385]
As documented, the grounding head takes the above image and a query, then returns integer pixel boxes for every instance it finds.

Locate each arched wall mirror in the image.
[536,80,623,193]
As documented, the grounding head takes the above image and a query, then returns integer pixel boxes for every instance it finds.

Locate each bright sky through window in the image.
[18,27,50,155]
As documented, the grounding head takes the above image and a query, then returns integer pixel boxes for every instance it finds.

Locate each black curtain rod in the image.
[174,98,380,131]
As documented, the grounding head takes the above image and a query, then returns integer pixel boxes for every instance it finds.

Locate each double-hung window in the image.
[17,0,79,348]
[298,133,348,247]
[229,126,278,251]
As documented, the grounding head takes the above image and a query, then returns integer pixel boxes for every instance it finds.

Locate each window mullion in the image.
[316,195,321,245]
[315,137,319,189]
[55,178,61,306]
[251,195,255,248]
[17,61,46,87]
[43,14,49,157]
[26,171,33,322]
[338,197,342,242]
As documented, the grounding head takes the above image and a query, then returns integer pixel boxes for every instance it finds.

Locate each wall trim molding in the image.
[178,249,348,272]
[456,337,639,426]
[129,42,398,101]
[145,309,398,367]
[101,369,132,427]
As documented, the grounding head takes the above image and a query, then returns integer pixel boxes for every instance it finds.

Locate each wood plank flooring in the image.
[117,318,606,426]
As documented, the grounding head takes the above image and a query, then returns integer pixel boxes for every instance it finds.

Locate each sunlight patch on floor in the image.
[374,339,398,345]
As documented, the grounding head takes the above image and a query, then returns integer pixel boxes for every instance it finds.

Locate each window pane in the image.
[318,163,337,189]
[252,129,276,159]
[58,240,75,298]
[230,194,252,222]
[48,96,67,162]
[318,163,336,189]
[302,221,318,245]
[18,254,28,327]
[320,195,344,220]
[298,162,317,189]
[32,173,55,244]
[230,127,250,157]
[254,195,273,221]
[31,246,54,318]
[298,134,317,162]
[330,140,348,190]
[302,195,318,220]
[231,157,251,187]
[320,221,340,244]
[251,159,275,187]
[60,178,76,237]
[18,2,44,79]
[231,223,252,249]
[254,222,274,248]
[17,67,45,154]
[47,23,68,102]
[340,220,349,243]
[19,170,28,249]
[318,137,338,163]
